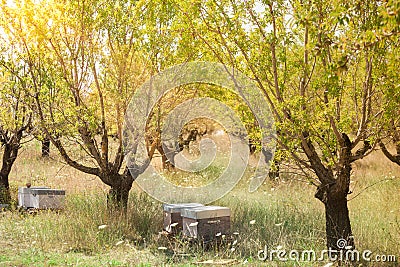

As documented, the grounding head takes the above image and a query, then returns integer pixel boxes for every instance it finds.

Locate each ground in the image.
[0,139,399,266]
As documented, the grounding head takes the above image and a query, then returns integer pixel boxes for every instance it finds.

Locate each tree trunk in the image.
[268,159,280,180]
[379,140,400,166]
[41,138,51,157]
[106,173,135,211]
[0,143,19,204]
[315,172,354,256]
[324,189,354,250]
[0,173,10,204]
[313,133,354,254]
[158,145,175,171]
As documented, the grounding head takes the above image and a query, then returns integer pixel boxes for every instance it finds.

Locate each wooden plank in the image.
[183,216,230,240]
[181,206,230,219]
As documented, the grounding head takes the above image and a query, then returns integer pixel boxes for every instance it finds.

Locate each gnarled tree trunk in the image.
[314,133,354,251]
[0,174,10,204]
[325,190,353,250]
[41,138,51,157]
[105,172,136,211]
[380,140,400,166]
[157,144,176,171]
[316,182,354,250]
[0,143,20,204]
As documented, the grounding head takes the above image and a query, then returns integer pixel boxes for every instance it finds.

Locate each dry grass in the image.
[0,140,399,266]
[9,141,108,196]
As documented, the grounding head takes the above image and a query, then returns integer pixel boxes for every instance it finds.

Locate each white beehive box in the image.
[30,189,65,209]
[18,187,65,209]
[182,206,231,240]
[18,187,49,208]
[163,203,204,233]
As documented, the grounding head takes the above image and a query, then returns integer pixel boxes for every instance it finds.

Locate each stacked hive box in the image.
[18,187,65,210]
[180,206,231,241]
[163,203,204,233]
[18,186,49,208]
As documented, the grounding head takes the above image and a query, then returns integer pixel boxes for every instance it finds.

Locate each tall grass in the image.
[0,192,166,266]
[1,140,399,266]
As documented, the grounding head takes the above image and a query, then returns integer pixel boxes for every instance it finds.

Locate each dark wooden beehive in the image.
[181,206,231,241]
[163,203,204,233]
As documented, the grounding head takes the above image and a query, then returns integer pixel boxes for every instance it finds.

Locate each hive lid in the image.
[181,206,230,219]
[18,186,50,193]
[30,189,66,195]
[163,203,204,213]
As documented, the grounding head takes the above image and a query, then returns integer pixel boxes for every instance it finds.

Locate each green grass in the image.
[0,141,399,266]
[0,248,150,266]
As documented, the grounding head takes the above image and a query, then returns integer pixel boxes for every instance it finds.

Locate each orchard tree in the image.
[379,53,400,166]
[1,0,149,209]
[378,1,400,166]
[138,1,269,171]
[135,1,210,170]
[175,0,396,251]
[0,46,32,204]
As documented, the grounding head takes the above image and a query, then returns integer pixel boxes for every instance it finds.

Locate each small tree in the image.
[175,0,395,251]
[0,50,32,204]
[2,0,148,209]
[378,5,400,166]
[380,83,400,165]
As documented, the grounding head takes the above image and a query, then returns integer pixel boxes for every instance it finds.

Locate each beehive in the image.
[18,187,65,209]
[181,206,230,240]
[163,203,204,233]
[18,187,50,208]
[30,189,65,209]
